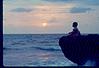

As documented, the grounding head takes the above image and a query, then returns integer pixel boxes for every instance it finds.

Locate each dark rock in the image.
[59,34,99,66]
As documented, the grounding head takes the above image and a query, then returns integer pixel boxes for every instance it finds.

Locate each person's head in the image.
[72,22,78,28]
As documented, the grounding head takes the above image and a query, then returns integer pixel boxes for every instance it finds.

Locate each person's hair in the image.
[72,22,78,27]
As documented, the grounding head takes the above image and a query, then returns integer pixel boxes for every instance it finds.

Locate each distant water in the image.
[3,34,77,66]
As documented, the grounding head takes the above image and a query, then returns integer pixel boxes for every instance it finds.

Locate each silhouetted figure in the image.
[68,22,80,36]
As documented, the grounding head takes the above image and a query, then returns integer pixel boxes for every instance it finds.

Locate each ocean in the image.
[3,34,77,66]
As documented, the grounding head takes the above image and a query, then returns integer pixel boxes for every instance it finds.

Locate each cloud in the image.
[43,0,70,3]
[70,7,92,13]
[82,0,99,6]
[10,8,33,13]
[3,0,13,1]
[43,0,99,6]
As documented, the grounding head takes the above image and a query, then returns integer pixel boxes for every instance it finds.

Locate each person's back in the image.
[68,22,80,36]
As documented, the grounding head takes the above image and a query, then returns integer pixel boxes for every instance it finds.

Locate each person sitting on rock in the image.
[68,22,81,36]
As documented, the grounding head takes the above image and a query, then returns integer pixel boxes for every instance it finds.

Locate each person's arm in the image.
[68,31,74,36]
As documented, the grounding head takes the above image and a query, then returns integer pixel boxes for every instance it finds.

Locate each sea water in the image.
[3,34,78,66]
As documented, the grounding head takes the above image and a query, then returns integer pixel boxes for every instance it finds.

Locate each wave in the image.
[32,46,61,51]
[3,47,20,50]
[3,46,61,52]
[38,40,56,44]
[11,42,26,45]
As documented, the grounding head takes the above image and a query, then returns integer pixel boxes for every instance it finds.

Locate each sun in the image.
[42,23,47,27]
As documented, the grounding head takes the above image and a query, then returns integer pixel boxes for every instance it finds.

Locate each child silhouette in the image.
[68,22,80,36]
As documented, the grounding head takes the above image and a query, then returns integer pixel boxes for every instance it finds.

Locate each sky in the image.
[3,0,99,34]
